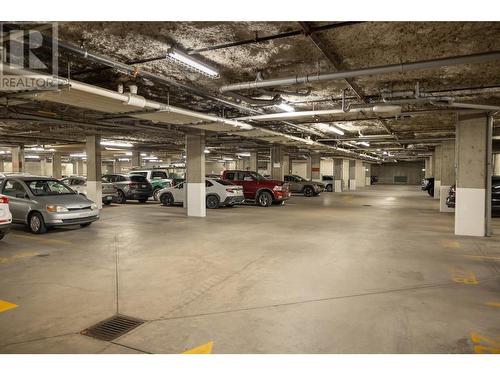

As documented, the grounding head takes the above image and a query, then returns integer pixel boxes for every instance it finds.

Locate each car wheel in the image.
[0,233,4,240]
[29,212,47,234]
[103,201,112,206]
[326,184,333,192]
[257,191,273,207]
[428,188,434,197]
[138,198,148,203]
[116,190,127,204]
[153,188,161,201]
[80,222,92,227]
[206,195,220,209]
[303,186,314,197]
[161,193,174,206]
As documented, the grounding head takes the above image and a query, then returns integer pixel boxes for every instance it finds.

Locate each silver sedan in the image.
[0,176,99,234]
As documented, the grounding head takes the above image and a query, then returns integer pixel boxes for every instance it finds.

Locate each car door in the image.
[173,182,184,203]
[2,179,31,223]
[240,172,257,199]
[284,175,298,192]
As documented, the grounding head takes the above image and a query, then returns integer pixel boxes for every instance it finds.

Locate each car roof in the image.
[4,176,58,181]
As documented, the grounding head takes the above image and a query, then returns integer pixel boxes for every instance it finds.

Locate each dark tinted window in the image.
[323,176,333,181]
[284,176,292,182]
[130,172,147,177]
[2,179,28,198]
[102,175,114,183]
[152,171,168,179]
[205,180,213,187]
[117,175,128,182]
[130,175,148,183]
[225,172,235,180]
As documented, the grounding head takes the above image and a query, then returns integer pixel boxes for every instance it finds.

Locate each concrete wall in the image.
[371,161,425,185]
[291,161,308,179]
[320,159,334,177]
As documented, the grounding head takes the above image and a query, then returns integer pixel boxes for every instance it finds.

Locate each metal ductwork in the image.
[220,50,500,92]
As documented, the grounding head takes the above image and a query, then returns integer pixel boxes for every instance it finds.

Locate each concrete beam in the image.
[11,146,24,173]
[433,145,442,199]
[310,153,321,181]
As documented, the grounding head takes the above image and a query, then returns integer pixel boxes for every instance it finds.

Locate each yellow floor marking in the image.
[470,332,500,354]
[182,341,213,354]
[11,234,71,246]
[0,300,18,313]
[440,239,461,249]
[450,268,479,285]
[485,301,500,308]
[0,252,41,265]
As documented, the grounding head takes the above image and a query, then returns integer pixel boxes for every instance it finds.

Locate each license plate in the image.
[141,184,147,188]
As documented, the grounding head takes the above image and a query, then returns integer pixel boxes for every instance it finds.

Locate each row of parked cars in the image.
[421,176,500,216]
[0,169,330,238]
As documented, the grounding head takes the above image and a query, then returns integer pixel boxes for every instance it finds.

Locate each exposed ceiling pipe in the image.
[220,50,500,92]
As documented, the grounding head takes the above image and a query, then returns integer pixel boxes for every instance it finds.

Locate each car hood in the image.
[263,179,286,185]
[35,194,94,207]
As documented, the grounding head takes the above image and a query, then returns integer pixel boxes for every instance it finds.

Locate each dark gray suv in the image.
[102,174,153,204]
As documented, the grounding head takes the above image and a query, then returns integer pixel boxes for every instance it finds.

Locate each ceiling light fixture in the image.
[372,104,402,114]
[358,141,370,147]
[25,155,40,159]
[204,149,211,154]
[314,123,344,136]
[275,102,295,113]
[100,141,133,148]
[70,153,86,158]
[166,47,219,78]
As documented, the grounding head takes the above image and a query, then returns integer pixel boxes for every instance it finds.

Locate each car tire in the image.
[206,195,220,209]
[257,191,273,207]
[29,212,47,234]
[80,222,92,227]
[303,186,314,197]
[116,190,127,204]
[428,188,434,197]
[103,201,112,206]
[138,198,148,203]
[153,188,161,201]
[0,233,4,240]
[161,193,174,206]
[326,184,333,192]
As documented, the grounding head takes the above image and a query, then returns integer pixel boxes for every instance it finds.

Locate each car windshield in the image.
[27,180,75,196]
[214,179,234,186]
[130,175,148,183]
[249,172,265,181]
[130,172,147,177]
[293,175,307,182]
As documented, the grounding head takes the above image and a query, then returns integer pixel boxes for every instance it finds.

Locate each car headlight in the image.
[273,185,283,191]
[90,203,98,210]
[46,205,69,213]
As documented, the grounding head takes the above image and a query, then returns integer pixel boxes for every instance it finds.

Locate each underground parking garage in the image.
[1,9,500,369]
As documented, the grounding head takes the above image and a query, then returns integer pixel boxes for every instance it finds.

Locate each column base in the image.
[455,187,486,236]
[349,179,356,190]
[334,180,342,192]
[86,181,103,209]
[187,183,206,217]
[433,180,441,199]
[365,177,371,186]
[439,185,454,212]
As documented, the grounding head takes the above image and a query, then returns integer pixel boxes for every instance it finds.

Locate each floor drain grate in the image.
[81,315,144,341]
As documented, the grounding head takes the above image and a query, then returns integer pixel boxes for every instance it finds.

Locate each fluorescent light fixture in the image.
[25,155,40,159]
[70,153,86,158]
[142,156,158,160]
[314,123,344,135]
[100,140,133,148]
[372,104,402,114]
[358,141,370,147]
[236,152,251,157]
[275,102,295,112]
[222,157,234,161]
[125,152,133,156]
[0,150,11,154]
[118,158,130,162]
[140,153,147,156]
[166,48,219,78]
[204,149,211,154]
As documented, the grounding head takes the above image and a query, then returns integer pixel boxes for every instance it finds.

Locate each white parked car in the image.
[0,194,13,240]
[158,178,245,209]
[60,176,118,205]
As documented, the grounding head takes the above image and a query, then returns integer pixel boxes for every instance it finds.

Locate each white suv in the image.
[158,178,245,209]
[0,194,13,240]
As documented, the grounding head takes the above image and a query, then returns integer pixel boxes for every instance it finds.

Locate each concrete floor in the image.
[0,185,499,354]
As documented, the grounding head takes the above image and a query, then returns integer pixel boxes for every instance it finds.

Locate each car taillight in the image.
[129,183,138,188]
[226,188,234,193]
[0,196,8,204]
[273,185,283,191]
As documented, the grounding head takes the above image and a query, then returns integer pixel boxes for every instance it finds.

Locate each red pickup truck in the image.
[221,170,291,207]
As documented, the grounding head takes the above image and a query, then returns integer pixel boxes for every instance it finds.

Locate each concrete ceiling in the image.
[1,21,499,161]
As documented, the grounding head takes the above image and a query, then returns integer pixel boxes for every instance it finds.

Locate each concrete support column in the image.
[342,159,350,191]
[249,151,258,172]
[283,154,291,175]
[424,158,432,178]
[0,159,4,172]
[334,159,343,192]
[494,154,500,176]
[186,132,206,217]
[77,159,84,176]
[270,145,285,181]
[113,160,121,174]
[433,146,443,199]
[439,141,456,213]
[455,113,491,237]
[86,135,102,209]
[310,153,321,181]
[131,151,141,169]
[52,153,62,179]
[365,163,372,186]
[355,160,365,188]
[305,156,312,180]
[348,160,356,190]
[10,146,24,172]
[40,158,48,176]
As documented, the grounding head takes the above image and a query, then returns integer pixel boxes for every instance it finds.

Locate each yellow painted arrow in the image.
[182,341,213,354]
[485,301,500,308]
[0,300,18,313]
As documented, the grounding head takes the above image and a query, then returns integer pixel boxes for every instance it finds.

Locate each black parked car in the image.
[102,174,153,203]
[446,177,500,216]
[421,177,435,197]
